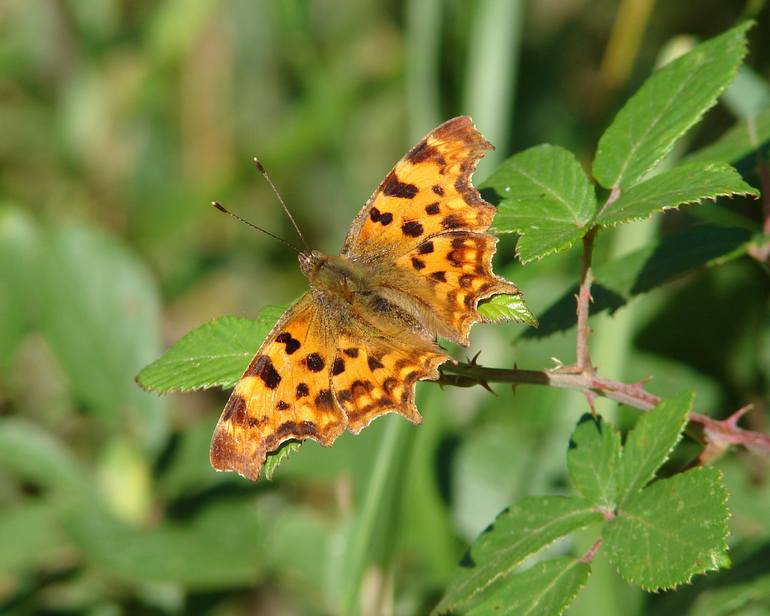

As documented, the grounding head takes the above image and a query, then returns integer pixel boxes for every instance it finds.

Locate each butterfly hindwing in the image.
[331,333,448,433]
[210,294,346,480]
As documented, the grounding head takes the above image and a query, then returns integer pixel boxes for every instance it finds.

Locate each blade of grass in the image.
[462,0,525,178]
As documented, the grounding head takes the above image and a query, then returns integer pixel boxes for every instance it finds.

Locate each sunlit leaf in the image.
[487,144,596,263]
[593,22,752,189]
[567,415,620,508]
[478,293,538,327]
[137,306,285,393]
[467,557,591,616]
[604,467,730,590]
[616,391,693,504]
[594,162,758,227]
[434,496,602,614]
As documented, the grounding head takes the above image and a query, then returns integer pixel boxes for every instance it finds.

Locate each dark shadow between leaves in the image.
[523,225,752,340]
[568,414,605,450]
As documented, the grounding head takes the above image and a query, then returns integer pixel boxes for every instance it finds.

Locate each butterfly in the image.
[210,116,519,480]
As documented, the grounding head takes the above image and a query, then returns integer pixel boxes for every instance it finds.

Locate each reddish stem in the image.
[438,363,770,456]
[576,227,597,373]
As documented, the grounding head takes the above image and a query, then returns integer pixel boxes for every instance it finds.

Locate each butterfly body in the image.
[211,116,520,480]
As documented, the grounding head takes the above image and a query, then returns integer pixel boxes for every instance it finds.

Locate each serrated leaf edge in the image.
[594,22,752,190]
[607,467,731,592]
[433,500,602,614]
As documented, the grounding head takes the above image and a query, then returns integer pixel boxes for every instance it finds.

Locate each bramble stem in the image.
[438,362,770,456]
[576,227,597,372]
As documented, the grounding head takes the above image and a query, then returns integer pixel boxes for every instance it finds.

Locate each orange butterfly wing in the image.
[343,115,519,344]
[211,116,519,480]
[210,294,345,480]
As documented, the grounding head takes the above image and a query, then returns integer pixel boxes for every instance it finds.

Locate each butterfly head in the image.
[298,250,325,279]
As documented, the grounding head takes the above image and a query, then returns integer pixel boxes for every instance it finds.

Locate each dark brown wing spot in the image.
[369,206,393,226]
[432,185,445,196]
[464,294,474,308]
[246,355,281,389]
[431,271,446,282]
[442,214,465,230]
[418,240,434,254]
[275,332,301,354]
[383,378,398,394]
[367,356,384,371]
[351,380,374,396]
[296,382,309,398]
[455,177,483,205]
[425,202,440,215]
[247,416,268,429]
[276,400,290,410]
[406,139,438,163]
[401,221,424,237]
[306,353,325,372]
[277,420,318,439]
[382,171,418,199]
[222,395,247,422]
[459,274,474,288]
[411,257,425,270]
[332,358,346,375]
[451,237,466,249]
[315,389,333,406]
[343,347,359,358]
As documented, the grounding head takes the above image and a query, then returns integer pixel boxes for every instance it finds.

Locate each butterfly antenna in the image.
[253,158,310,251]
[211,201,303,254]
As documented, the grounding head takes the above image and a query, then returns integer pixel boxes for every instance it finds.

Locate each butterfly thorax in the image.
[298,250,371,299]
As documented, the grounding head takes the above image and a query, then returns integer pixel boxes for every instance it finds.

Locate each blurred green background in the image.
[1,1,770,614]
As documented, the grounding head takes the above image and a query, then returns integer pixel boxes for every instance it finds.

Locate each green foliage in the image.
[467,557,591,616]
[527,225,754,338]
[486,144,596,263]
[478,292,538,326]
[567,416,621,508]
[434,497,602,614]
[593,22,752,190]
[437,392,731,612]
[137,309,284,393]
[615,391,692,503]
[2,8,769,616]
[490,23,756,269]
[687,106,770,164]
[603,467,729,591]
[593,162,757,227]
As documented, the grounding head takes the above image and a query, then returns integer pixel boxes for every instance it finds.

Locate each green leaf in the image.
[486,144,596,263]
[567,415,621,508]
[616,391,693,504]
[687,105,770,164]
[434,496,602,614]
[478,292,538,327]
[467,557,591,616]
[525,225,752,339]
[137,306,285,393]
[264,440,303,480]
[593,22,752,190]
[594,162,758,227]
[604,466,730,591]
[40,224,166,449]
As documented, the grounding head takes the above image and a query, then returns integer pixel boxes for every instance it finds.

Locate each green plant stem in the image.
[438,363,770,455]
